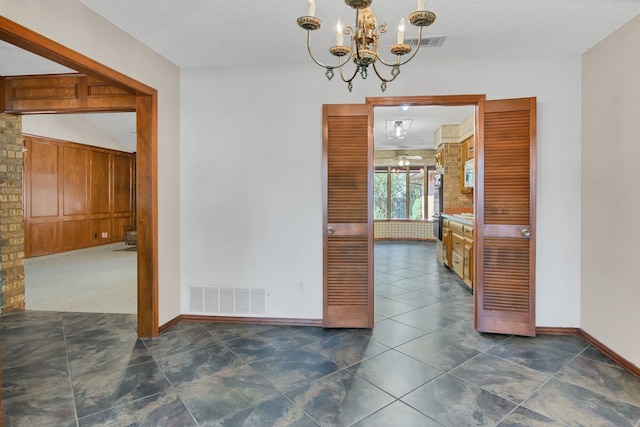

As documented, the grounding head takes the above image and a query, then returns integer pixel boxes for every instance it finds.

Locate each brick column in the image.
[0,113,25,313]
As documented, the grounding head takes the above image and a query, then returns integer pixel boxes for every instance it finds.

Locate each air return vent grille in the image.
[189,286,266,316]
[405,35,447,48]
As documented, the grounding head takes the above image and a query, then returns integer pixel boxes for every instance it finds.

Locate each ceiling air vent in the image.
[405,35,446,48]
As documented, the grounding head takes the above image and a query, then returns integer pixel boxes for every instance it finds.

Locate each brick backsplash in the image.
[374,220,435,241]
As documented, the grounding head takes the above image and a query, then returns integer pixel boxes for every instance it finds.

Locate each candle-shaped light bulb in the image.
[397,18,405,44]
[308,0,315,17]
[417,0,426,10]
[336,20,344,46]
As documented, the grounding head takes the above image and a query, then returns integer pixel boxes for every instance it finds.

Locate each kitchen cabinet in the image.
[441,218,451,267]
[463,225,473,289]
[440,214,473,291]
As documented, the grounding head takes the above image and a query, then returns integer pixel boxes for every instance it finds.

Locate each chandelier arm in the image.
[371,61,399,83]
[304,29,350,71]
[338,56,360,84]
[375,26,424,68]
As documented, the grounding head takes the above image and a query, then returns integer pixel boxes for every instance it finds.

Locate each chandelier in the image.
[297,0,436,92]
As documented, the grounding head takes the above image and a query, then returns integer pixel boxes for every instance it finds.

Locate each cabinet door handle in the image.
[521,227,531,238]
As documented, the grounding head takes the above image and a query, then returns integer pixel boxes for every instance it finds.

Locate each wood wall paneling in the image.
[3,74,137,113]
[23,135,135,257]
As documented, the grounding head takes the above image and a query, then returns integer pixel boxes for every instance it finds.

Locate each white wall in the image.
[2,0,182,324]
[180,55,582,325]
[22,115,132,152]
[582,15,640,367]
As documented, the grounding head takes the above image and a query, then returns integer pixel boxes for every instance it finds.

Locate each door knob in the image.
[327,227,335,235]
[521,227,530,237]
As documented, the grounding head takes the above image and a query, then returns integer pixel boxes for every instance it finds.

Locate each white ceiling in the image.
[2,0,640,151]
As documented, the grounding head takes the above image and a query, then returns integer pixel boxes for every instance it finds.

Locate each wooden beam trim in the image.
[0,16,154,96]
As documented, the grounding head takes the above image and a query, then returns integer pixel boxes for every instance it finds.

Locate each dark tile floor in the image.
[2,241,640,426]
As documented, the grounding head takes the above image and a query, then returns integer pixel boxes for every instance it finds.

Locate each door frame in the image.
[366,94,486,318]
[0,16,159,338]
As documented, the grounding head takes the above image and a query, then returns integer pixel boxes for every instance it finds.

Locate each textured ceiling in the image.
[2,1,640,151]
[75,0,640,68]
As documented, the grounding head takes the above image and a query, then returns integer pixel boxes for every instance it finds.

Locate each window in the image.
[375,166,430,220]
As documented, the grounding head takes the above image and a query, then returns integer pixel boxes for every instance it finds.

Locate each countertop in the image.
[441,213,474,226]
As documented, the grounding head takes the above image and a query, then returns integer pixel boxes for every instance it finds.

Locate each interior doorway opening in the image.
[0,16,159,338]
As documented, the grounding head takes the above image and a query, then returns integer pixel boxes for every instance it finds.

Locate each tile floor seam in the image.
[61,319,81,427]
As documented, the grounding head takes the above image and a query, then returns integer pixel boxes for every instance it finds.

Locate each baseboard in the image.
[537,326,640,379]
[159,315,322,333]
[579,330,640,379]
[535,326,580,335]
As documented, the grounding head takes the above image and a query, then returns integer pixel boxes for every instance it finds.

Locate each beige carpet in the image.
[24,243,137,314]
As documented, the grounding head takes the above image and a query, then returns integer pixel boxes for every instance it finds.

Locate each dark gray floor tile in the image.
[2,383,76,427]
[556,356,640,407]
[0,310,63,330]
[353,401,444,427]
[522,377,640,427]
[69,337,154,379]
[78,390,198,427]
[374,298,417,317]
[177,364,280,425]
[307,331,389,368]
[2,356,71,399]
[156,342,244,387]
[201,322,274,342]
[388,277,435,291]
[0,324,64,347]
[487,335,578,374]
[397,334,480,371]
[349,349,442,398]
[65,322,138,355]
[392,306,460,333]
[580,345,620,367]
[526,334,589,355]
[402,374,517,427]
[1,334,67,369]
[449,353,550,403]
[390,268,429,279]
[374,271,401,285]
[387,289,442,308]
[355,318,427,347]
[286,369,395,427]
[431,318,506,352]
[496,406,560,426]
[249,347,339,392]
[224,329,304,363]
[374,283,411,297]
[62,312,132,335]
[73,360,172,418]
[282,325,345,345]
[210,395,320,427]
[142,322,219,359]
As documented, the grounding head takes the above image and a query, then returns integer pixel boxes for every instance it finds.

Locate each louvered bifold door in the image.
[475,98,537,336]
[322,104,374,328]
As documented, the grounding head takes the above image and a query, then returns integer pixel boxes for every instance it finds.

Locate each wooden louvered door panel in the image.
[475,98,537,336]
[323,104,374,328]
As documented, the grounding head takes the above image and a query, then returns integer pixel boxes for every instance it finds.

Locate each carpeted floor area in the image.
[24,243,137,314]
